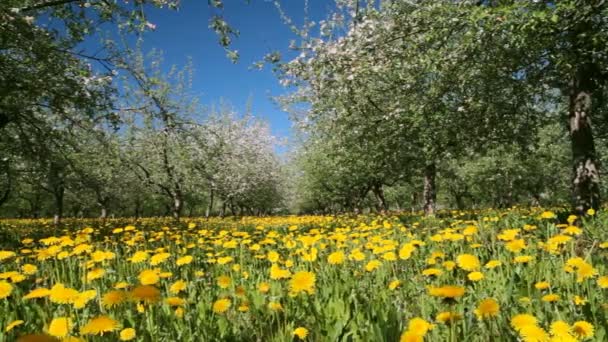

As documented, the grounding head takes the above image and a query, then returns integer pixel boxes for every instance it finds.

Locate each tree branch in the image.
[19,0,82,12]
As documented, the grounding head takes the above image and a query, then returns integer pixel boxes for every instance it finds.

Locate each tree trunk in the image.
[220,202,226,218]
[569,64,600,215]
[205,188,214,218]
[423,163,437,216]
[531,194,541,207]
[100,207,108,219]
[172,193,182,221]
[229,200,236,216]
[0,163,11,208]
[134,198,142,218]
[53,189,63,225]
[453,191,465,210]
[373,184,388,213]
[411,192,418,213]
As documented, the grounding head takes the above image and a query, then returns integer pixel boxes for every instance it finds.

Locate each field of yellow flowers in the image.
[0,209,607,341]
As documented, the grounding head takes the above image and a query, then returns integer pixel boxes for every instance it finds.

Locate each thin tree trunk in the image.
[134,198,142,219]
[423,163,437,216]
[373,184,388,213]
[453,191,465,210]
[0,163,11,208]
[569,64,600,215]
[172,192,182,221]
[205,188,214,218]
[100,207,108,219]
[53,189,64,225]
[220,202,226,218]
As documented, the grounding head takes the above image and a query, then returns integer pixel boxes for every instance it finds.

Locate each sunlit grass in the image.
[0,210,607,341]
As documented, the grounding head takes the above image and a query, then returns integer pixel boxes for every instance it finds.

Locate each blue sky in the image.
[131,0,331,148]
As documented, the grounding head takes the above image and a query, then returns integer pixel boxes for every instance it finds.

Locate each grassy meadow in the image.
[0,209,607,341]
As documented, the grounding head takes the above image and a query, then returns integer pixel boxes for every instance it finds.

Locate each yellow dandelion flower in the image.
[398,243,416,260]
[268,301,283,311]
[572,321,594,339]
[73,290,97,309]
[289,271,316,295]
[47,317,72,338]
[388,279,402,290]
[399,331,423,342]
[550,321,571,337]
[474,298,500,319]
[216,275,231,289]
[327,251,345,265]
[407,317,433,335]
[540,211,556,219]
[217,256,233,265]
[23,287,51,300]
[427,285,465,299]
[138,269,160,285]
[514,255,534,264]
[165,297,186,307]
[294,327,309,340]
[269,264,291,279]
[511,314,537,332]
[170,280,187,294]
[149,252,170,266]
[519,324,549,342]
[505,239,527,253]
[0,251,16,261]
[541,294,560,302]
[130,285,161,303]
[573,295,587,306]
[22,264,38,275]
[258,282,271,293]
[212,298,231,314]
[0,281,13,299]
[267,251,280,263]
[442,261,456,270]
[364,260,382,272]
[456,254,480,271]
[597,276,608,289]
[5,319,24,332]
[80,315,120,335]
[128,251,149,263]
[422,268,442,277]
[176,255,193,266]
[436,311,462,324]
[102,290,126,308]
[49,283,79,304]
[85,268,105,282]
[119,328,136,341]
[468,271,484,281]
[484,260,502,269]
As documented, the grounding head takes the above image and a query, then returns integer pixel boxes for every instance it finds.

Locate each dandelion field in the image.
[0,210,607,342]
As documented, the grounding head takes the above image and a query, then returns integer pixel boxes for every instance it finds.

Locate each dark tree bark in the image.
[97,194,109,220]
[569,64,601,215]
[134,197,142,219]
[53,189,64,225]
[172,191,183,221]
[410,191,417,213]
[0,160,11,207]
[423,163,437,216]
[372,183,388,213]
[205,188,214,218]
[220,201,227,218]
[46,161,66,225]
